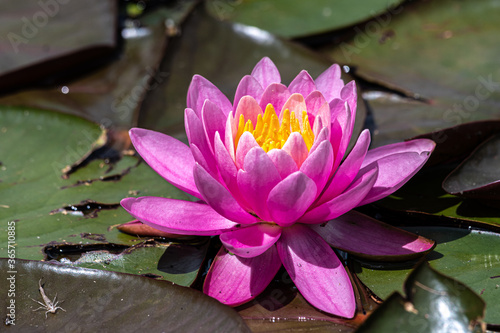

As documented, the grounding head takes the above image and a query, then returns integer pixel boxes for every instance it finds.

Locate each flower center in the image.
[234,104,315,153]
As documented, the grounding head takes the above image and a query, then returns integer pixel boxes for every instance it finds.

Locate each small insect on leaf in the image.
[31,279,66,319]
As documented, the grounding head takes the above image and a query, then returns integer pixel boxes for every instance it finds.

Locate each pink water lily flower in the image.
[121,58,436,318]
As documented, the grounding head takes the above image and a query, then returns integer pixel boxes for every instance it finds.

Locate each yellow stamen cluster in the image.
[234,104,315,153]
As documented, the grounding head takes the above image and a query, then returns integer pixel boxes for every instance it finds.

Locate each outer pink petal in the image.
[129,128,201,199]
[300,140,334,196]
[317,129,370,205]
[120,197,238,235]
[314,64,344,103]
[259,83,291,116]
[193,163,258,224]
[267,148,298,179]
[299,166,378,223]
[185,108,219,178]
[235,131,260,169]
[251,57,281,88]
[340,81,357,126]
[288,70,316,97]
[187,75,233,117]
[220,223,282,258]
[214,132,248,207]
[202,100,227,153]
[267,171,317,227]
[204,246,281,306]
[311,211,435,260]
[237,147,281,221]
[362,139,436,167]
[234,95,263,127]
[276,224,355,318]
[234,75,264,110]
[282,132,309,168]
[356,141,435,206]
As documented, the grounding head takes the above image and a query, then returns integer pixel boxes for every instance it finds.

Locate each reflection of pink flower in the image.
[121,58,435,318]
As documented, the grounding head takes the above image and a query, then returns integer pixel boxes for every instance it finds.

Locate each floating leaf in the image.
[355,262,485,332]
[0,259,250,332]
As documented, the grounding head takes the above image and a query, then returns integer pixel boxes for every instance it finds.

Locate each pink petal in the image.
[224,111,236,161]
[129,128,201,199]
[317,129,371,205]
[299,166,378,223]
[237,147,281,221]
[185,108,218,178]
[234,75,264,110]
[288,70,316,97]
[280,93,307,128]
[357,139,435,206]
[305,90,331,128]
[251,57,281,88]
[202,100,227,153]
[120,197,238,235]
[204,246,281,306]
[220,223,282,258]
[330,100,352,171]
[267,171,317,226]
[267,148,298,179]
[311,211,435,261]
[259,83,291,116]
[187,75,232,117]
[282,132,309,168]
[193,163,258,224]
[309,126,329,155]
[235,131,260,169]
[314,64,344,102]
[340,81,357,125]
[276,224,355,318]
[234,95,263,128]
[214,132,248,206]
[300,140,334,196]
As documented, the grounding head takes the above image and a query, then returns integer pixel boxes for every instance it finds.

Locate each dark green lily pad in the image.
[138,5,366,142]
[0,107,203,286]
[0,9,170,128]
[353,226,500,323]
[355,262,485,332]
[205,0,405,38]
[0,259,250,332]
[443,134,500,203]
[0,0,117,91]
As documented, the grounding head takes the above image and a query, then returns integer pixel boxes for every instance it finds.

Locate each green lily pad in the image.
[0,107,204,286]
[355,262,485,332]
[205,0,405,38]
[353,226,500,324]
[443,134,500,203]
[0,259,250,332]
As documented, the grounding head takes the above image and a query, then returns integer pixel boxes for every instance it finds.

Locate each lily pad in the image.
[205,0,405,38]
[0,259,250,332]
[443,134,500,203]
[356,262,485,332]
[0,107,203,286]
[0,0,117,91]
[353,226,500,323]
